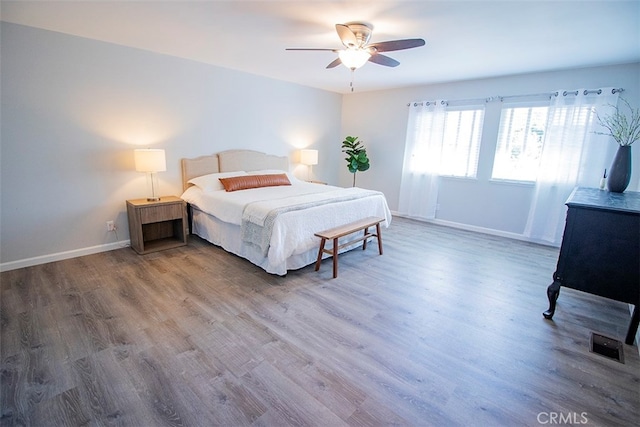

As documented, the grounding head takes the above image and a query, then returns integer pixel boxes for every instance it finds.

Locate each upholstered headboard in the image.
[181,154,219,191]
[181,150,289,191]
[218,150,288,173]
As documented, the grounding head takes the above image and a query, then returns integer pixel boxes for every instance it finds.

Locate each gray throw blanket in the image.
[240,187,381,255]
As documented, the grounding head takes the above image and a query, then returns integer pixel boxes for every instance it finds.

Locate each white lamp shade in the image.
[300,149,318,166]
[134,149,166,172]
[338,49,371,70]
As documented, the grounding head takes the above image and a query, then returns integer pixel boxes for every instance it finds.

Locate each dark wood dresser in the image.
[543,187,640,345]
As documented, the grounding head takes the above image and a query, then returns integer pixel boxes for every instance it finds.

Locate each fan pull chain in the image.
[350,69,355,92]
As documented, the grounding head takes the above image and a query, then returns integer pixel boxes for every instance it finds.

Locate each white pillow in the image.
[247,169,298,182]
[188,171,247,192]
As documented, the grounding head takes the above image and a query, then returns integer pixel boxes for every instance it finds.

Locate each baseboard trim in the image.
[391,212,558,247]
[0,240,130,272]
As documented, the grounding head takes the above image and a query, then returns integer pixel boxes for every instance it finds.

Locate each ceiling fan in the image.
[286,22,426,71]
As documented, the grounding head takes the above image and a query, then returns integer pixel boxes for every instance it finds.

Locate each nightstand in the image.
[126,196,187,254]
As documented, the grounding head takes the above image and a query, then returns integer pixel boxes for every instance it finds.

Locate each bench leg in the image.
[315,238,326,271]
[332,237,339,278]
[376,223,383,255]
[362,227,369,250]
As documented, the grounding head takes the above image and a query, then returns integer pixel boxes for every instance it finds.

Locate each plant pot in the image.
[607,145,632,193]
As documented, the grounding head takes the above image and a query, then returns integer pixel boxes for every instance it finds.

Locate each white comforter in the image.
[181,181,392,273]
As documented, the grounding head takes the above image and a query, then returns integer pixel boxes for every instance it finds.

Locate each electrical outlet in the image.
[106,220,116,232]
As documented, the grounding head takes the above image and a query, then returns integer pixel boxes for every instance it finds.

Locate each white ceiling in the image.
[2,0,639,94]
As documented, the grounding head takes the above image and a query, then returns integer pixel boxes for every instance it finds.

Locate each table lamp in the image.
[300,149,318,181]
[134,148,166,201]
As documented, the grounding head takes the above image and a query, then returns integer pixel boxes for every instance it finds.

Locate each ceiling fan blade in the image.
[368,54,400,67]
[367,38,426,52]
[335,24,358,48]
[285,48,337,51]
[326,58,342,69]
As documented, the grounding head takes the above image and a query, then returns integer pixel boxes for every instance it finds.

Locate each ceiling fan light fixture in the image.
[338,48,371,70]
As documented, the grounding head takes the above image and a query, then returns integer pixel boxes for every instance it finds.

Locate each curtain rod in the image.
[407,87,624,107]
[555,87,624,97]
[408,98,483,107]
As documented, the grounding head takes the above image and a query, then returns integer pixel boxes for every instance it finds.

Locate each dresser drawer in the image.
[139,202,184,223]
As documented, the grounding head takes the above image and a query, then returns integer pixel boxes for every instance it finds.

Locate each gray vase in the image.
[607,145,632,193]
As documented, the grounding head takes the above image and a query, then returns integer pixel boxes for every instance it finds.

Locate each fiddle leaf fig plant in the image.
[341,135,370,187]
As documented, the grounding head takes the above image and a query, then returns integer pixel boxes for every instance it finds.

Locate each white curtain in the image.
[398,101,447,219]
[524,88,619,245]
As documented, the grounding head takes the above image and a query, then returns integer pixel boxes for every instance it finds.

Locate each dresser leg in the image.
[624,305,639,345]
[543,280,561,319]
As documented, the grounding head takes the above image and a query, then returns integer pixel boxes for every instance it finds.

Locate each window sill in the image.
[489,178,536,187]
[439,175,478,181]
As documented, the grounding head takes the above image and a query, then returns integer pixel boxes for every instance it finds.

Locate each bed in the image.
[180,149,392,275]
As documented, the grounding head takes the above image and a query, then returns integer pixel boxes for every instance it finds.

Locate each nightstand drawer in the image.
[139,203,184,223]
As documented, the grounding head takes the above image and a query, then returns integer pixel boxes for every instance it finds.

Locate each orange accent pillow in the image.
[219,173,291,192]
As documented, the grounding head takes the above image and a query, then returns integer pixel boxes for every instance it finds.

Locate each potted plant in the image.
[341,135,370,187]
[595,97,640,192]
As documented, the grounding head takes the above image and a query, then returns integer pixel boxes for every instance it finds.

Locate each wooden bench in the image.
[314,216,384,278]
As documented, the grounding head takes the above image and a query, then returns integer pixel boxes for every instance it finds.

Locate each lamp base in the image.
[146,196,161,202]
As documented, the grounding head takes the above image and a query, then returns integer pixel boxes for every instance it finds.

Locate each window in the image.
[492,103,549,181]
[400,101,484,219]
[439,106,484,178]
[401,88,619,235]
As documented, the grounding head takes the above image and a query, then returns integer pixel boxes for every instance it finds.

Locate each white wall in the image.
[0,23,343,269]
[3,21,639,270]
[341,62,640,239]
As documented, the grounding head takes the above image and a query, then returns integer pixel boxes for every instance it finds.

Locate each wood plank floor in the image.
[1,216,638,426]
